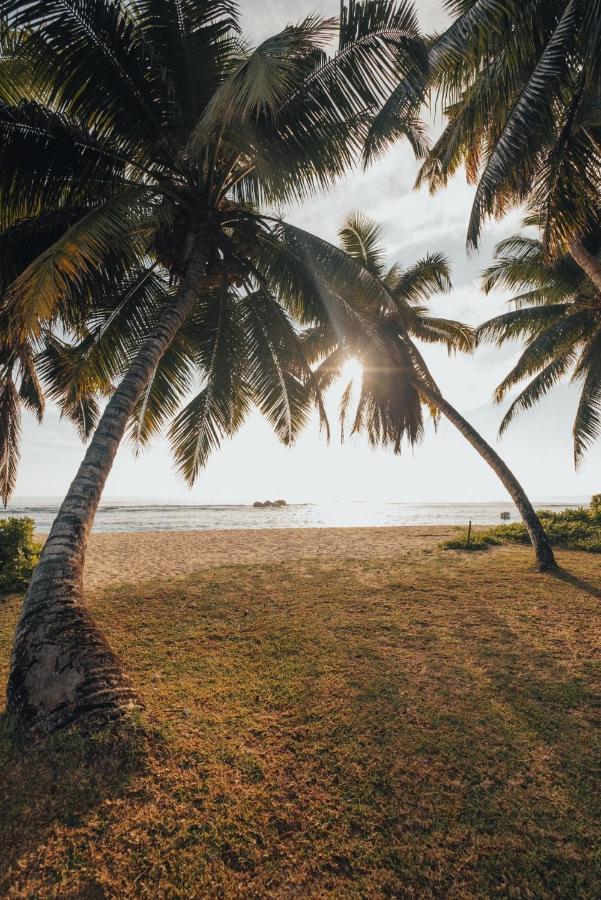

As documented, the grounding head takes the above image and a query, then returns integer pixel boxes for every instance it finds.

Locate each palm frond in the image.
[392,251,452,303]
[16,342,45,421]
[410,315,474,353]
[129,330,196,448]
[230,1,428,205]
[476,305,570,346]
[498,351,577,435]
[5,186,152,337]
[493,311,592,402]
[241,287,317,445]
[36,334,112,439]
[168,287,248,485]
[197,16,337,133]
[352,335,424,452]
[131,0,239,126]
[338,213,386,276]
[467,0,581,248]
[572,330,601,464]
[1,0,175,156]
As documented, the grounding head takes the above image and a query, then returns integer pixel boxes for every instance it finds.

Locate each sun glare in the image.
[341,357,363,382]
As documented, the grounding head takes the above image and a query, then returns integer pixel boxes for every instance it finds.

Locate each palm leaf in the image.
[197,16,337,133]
[492,311,592,402]
[476,305,570,346]
[0,0,174,156]
[572,330,601,464]
[467,0,581,248]
[129,330,196,448]
[498,351,577,436]
[5,186,152,337]
[392,252,452,303]
[131,0,239,127]
[240,288,315,445]
[338,213,387,277]
[168,287,248,485]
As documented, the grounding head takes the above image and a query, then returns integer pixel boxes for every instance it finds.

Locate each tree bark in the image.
[417,381,557,572]
[7,244,207,734]
[569,240,601,294]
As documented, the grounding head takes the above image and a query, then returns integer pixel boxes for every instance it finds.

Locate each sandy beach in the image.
[81,525,457,590]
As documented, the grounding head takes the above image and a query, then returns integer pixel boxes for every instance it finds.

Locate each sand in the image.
[80,526,456,590]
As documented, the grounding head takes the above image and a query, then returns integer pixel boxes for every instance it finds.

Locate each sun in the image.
[341,357,363,382]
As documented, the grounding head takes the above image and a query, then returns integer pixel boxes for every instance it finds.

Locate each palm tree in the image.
[366,0,601,286]
[478,228,601,464]
[0,0,428,733]
[302,214,556,571]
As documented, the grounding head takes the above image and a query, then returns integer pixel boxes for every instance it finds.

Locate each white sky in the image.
[13,1,601,504]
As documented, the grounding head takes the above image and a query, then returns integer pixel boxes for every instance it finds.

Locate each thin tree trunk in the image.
[569,240,601,294]
[417,381,557,572]
[7,244,207,734]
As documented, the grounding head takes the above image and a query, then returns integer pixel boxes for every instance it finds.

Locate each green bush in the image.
[442,497,601,555]
[485,498,601,553]
[590,494,601,519]
[0,517,40,595]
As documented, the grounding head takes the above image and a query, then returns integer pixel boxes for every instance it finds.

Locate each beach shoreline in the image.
[63,525,460,590]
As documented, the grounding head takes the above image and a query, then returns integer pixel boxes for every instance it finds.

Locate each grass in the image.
[442,531,500,552]
[1,546,600,897]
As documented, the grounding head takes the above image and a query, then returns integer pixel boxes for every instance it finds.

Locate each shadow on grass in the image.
[250,604,600,895]
[461,609,601,821]
[550,566,601,599]
[0,712,150,890]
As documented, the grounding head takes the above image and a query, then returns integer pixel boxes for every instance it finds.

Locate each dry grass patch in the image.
[1,545,600,897]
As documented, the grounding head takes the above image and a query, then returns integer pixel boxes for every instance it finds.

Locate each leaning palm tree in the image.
[478,228,601,465]
[303,214,556,571]
[366,0,601,286]
[0,0,428,733]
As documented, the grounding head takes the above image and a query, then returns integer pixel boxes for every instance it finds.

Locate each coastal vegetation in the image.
[0,517,40,595]
[445,497,601,554]
[1,541,599,894]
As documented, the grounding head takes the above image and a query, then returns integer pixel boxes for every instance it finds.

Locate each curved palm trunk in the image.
[7,245,206,733]
[417,381,557,572]
[569,240,601,294]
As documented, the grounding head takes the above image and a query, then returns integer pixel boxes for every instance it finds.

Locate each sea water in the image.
[2,498,586,534]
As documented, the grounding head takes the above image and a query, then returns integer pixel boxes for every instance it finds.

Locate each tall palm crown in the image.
[369,0,601,257]
[0,0,426,503]
[299,214,556,572]
[478,229,601,464]
[304,214,472,449]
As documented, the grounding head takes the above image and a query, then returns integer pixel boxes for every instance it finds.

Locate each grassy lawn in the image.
[1,546,600,897]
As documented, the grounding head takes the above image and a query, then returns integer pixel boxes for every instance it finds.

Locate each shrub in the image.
[0,517,40,595]
[484,498,601,554]
[443,531,500,552]
[590,494,601,519]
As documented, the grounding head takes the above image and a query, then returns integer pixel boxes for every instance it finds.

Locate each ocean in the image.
[2,498,586,534]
